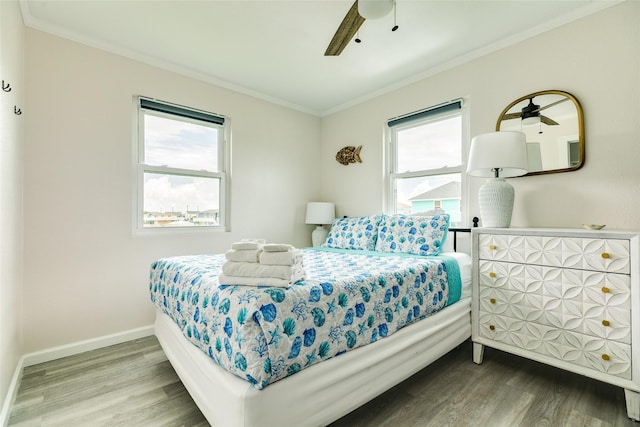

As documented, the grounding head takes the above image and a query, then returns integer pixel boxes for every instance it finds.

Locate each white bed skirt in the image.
[155,297,471,427]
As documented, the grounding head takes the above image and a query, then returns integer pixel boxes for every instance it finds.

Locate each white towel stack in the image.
[225,241,263,263]
[219,242,304,288]
[260,244,301,266]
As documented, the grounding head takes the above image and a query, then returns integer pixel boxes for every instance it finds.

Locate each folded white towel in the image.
[222,261,304,281]
[231,241,263,251]
[225,249,261,263]
[218,274,293,288]
[263,243,294,252]
[259,249,301,266]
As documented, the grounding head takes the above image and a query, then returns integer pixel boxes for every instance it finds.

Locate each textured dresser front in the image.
[471,229,640,420]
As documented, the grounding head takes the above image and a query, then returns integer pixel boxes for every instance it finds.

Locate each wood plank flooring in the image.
[8,336,638,426]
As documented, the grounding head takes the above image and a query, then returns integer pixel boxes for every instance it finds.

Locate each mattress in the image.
[149,248,471,389]
[155,297,471,427]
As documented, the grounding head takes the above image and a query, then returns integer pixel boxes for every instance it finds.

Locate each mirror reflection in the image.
[496,90,584,176]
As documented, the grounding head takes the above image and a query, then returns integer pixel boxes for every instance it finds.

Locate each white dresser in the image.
[471,228,640,421]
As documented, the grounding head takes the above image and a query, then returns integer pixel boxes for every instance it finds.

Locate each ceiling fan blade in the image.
[324,1,365,56]
[537,97,569,112]
[502,113,522,120]
[540,115,559,126]
[531,98,569,113]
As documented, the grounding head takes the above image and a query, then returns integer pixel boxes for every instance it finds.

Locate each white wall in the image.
[320,1,640,231]
[0,0,24,412]
[15,0,640,358]
[23,30,321,352]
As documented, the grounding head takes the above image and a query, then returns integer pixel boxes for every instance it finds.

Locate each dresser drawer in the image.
[478,260,631,343]
[476,314,632,379]
[478,234,630,274]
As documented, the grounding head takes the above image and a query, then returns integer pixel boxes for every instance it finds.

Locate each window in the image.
[136,97,229,230]
[385,100,465,226]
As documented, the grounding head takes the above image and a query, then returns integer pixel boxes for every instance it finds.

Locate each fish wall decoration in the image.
[336,145,362,165]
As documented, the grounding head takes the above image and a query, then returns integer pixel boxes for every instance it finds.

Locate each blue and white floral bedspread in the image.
[149,247,462,389]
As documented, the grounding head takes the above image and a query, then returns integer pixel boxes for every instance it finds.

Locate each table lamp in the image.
[305,202,335,246]
[466,131,528,227]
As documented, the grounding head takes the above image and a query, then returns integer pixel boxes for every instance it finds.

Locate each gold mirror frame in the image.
[496,90,584,176]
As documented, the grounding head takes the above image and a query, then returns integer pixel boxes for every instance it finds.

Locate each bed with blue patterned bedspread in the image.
[149,247,462,390]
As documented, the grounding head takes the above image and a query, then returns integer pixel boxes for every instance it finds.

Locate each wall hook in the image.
[2,80,11,92]
[14,106,22,115]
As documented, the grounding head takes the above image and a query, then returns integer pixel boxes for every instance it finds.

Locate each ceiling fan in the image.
[324,0,396,56]
[502,97,568,126]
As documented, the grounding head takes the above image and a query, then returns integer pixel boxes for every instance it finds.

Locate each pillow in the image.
[375,213,450,256]
[323,215,382,250]
[413,207,445,216]
[413,208,453,252]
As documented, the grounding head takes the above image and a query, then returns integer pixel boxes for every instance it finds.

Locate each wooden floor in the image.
[8,336,638,427]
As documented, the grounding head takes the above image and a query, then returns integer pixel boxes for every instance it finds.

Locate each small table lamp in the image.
[467,131,528,228]
[305,202,335,246]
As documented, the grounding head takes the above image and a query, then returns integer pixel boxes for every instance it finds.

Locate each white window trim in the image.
[383,99,470,225]
[132,96,231,235]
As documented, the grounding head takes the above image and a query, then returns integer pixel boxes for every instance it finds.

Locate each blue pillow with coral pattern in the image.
[375,214,449,256]
[323,215,382,250]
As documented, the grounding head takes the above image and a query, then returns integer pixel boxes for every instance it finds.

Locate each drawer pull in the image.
[489,325,495,331]
[602,354,610,361]
[601,252,610,259]
[489,272,496,278]
[601,286,610,294]
[602,320,610,327]
[489,245,497,250]
[490,298,496,304]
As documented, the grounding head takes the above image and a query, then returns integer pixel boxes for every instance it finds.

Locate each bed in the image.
[151,214,472,426]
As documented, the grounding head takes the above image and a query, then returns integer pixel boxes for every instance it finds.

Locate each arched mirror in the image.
[496,90,584,176]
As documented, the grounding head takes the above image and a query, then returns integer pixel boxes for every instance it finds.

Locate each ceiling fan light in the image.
[358,0,394,19]
[522,116,541,126]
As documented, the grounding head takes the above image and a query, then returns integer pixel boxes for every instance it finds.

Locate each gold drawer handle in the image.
[602,320,610,327]
[601,252,610,259]
[490,298,496,304]
[489,325,495,331]
[602,354,610,361]
[488,272,496,278]
[489,245,497,250]
[601,286,610,294]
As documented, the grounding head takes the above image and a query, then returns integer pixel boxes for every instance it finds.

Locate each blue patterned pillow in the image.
[375,214,450,256]
[323,215,382,250]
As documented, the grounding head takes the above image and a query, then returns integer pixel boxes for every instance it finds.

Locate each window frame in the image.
[134,96,231,233]
[384,99,469,226]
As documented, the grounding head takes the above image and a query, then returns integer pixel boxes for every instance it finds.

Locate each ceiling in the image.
[20,1,619,116]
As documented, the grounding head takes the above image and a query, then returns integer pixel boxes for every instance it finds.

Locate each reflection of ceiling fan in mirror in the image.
[503,97,569,126]
[325,0,396,56]
[496,90,584,176]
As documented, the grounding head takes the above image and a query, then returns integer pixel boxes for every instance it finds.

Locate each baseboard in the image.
[0,324,155,426]
[0,355,25,427]
[23,324,155,367]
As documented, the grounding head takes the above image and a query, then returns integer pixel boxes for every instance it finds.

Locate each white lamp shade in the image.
[305,202,335,225]
[467,131,528,178]
[358,0,394,19]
